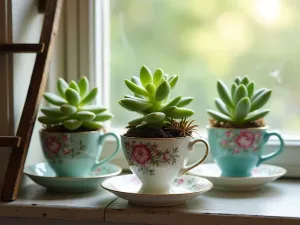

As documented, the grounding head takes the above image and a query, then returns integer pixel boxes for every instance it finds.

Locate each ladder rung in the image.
[0,136,21,148]
[0,44,44,53]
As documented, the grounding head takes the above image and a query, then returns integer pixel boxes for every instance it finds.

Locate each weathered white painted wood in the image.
[0,184,117,221]
[105,179,300,225]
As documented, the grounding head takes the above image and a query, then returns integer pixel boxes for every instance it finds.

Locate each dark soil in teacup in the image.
[124,125,181,138]
[41,124,103,133]
[209,118,265,129]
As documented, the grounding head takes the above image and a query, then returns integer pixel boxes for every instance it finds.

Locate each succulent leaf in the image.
[168,75,179,89]
[163,96,182,109]
[241,76,249,85]
[177,97,194,107]
[146,83,156,94]
[234,97,251,123]
[234,76,241,85]
[41,107,64,117]
[38,116,69,125]
[244,109,270,122]
[63,119,83,130]
[215,98,230,116]
[79,105,107,114]
[74,111,96,121]
[217,80,233,108]
[57,78,69,97]
[69,80,80,93]
[207,110,231,122]
[60,104,77,115]
[119,99,152,111]
[233,84,248,105]
[155,80,171,101]
[125,80,149,97]
[44,93,67,106]
[78,76,89,98]
[65,88,81,106]
[80,88,98,105]
[246,82,255,98]
[250,89,272,112]
[128,117,145,125]
[145,112,166,123]
[165,107,194,119]
[82,121,103,130]
[153,69,163,86]
[94,112,113,121]
[140,65,153,87]
[231,83,237,98]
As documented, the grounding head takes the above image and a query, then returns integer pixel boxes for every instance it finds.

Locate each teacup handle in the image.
[95,132,120,166]
[180,138,209,175]
[257,131,285,166]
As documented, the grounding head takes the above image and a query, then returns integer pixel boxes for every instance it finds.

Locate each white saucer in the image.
[24,162,122,193]
[101,174,213,207]
[189,163,286,191]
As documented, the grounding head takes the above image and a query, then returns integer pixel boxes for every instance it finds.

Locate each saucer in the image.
[189,163,286,191]
[24,162,122,193]
[101,174,213,207]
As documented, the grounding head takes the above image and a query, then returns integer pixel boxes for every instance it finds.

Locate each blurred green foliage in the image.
[110,0,300,135]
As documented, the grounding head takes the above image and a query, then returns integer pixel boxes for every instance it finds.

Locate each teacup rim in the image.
[120,135,190,140]
[206,125,269,130]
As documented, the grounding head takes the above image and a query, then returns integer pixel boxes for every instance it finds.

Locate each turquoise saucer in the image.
[24,162,122,193]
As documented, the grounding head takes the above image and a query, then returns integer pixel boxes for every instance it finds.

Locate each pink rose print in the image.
[235,131,255,149]
[255,132,262,141]
[163,153,172,161]
[46,136,61,154]
[63,149,71,155]
[132,144,151,165]
[95,167,102,173]
[177,178,184,184]
[233,148,240,154]
[221,140,228,146]
[62,135,68,141]
[225,131,232,137]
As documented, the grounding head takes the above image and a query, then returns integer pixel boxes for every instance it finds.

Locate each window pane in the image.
[110,0,300,137]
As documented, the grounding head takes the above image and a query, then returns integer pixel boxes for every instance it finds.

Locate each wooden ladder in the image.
[0,0,63,201]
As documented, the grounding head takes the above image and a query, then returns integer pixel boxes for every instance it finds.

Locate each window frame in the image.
[73,0,300,177]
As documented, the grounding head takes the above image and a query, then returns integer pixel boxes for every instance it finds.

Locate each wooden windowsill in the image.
[0,179,300,224]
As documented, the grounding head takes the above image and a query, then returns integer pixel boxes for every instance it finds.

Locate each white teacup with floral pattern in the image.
[121,136,209,194]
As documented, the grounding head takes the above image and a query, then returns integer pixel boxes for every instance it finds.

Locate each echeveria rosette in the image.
[207,76,272,126]
[38,76,113,131]
[119,65,195,127]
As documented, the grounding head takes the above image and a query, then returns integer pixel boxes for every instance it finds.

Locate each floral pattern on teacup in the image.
[217,130,262,154]
[124,141,180,176]
[42,134,86,164]
[173,177,203,192]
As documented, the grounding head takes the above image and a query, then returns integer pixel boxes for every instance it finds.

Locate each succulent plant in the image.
[119,65,195,127]
[38,77,112,131]
[207,76,272,126]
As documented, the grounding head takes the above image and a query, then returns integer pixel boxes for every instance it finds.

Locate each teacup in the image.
[207,127,285,177]
[40,130,120,177]
[121,136,209,194]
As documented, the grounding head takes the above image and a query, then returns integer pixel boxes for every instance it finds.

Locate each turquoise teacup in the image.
[207,127,284,177]
[40,130,120,177]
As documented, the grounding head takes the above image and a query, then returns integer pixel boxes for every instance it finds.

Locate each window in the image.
[107,0,300,141]
[49,0,300,176]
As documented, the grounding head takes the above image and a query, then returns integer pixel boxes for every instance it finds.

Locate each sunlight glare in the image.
[256,0,281,23]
